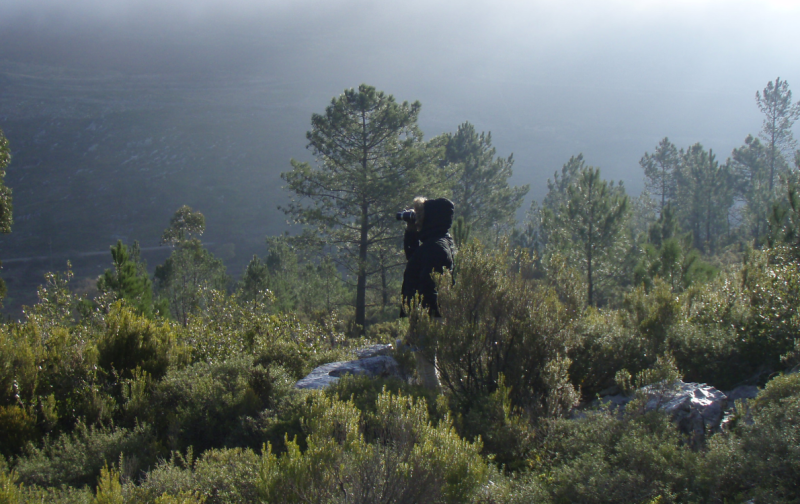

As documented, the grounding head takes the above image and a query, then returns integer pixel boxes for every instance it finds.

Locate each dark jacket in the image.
[401,198,455,317]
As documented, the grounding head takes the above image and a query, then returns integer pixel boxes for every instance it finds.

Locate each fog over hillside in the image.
[0,0,799,312]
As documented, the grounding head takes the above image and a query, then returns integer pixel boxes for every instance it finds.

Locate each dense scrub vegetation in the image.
[1,79,800,502]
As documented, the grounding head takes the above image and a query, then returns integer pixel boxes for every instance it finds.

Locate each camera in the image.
[396,209,416,223]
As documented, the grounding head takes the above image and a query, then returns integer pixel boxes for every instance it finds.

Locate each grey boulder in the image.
[642,381,727,445]
[295,344,401,390]
[596,381,728,445]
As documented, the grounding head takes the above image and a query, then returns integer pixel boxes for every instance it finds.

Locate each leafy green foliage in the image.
[536,411,702,504]
[633,204,717,293]
[15,422,156,489]
[769,181,800,253]
[154,240,228,326]
[126,448,260,504]
[141,356,292,453]
[96,302,183,379]
[703,372,800,503]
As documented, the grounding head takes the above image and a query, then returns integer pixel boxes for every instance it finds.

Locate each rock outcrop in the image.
[295,344,400,390]
[595,381,744,446]
[642,381,727,445]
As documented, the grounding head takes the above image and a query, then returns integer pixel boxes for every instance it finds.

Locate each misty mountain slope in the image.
[0,61,306,260]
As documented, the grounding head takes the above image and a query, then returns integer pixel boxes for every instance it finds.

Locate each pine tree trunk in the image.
[355,202,369,334]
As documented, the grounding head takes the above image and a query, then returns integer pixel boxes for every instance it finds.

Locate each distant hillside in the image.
[0,60,316,314]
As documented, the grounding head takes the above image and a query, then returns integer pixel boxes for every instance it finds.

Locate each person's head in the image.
[421,198,454,235]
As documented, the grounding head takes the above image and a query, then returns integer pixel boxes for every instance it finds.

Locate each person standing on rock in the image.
[397,196,456,390]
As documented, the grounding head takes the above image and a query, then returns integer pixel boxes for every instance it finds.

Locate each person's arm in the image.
[404,226,420,260]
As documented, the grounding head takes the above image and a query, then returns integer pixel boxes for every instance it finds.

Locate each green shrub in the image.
[144,356,295,453]
[93,464,123,504]
[704,372,800,503]
[326,374,441,420]
[740,246,800,370]
[536,410,702,504]
[14,422,156,489]
[0,320,107,451]
[454,375,536,472]
[667,321,740,389]
[185,291,355,380]
[0,463,23,504]
[569,308,641,398]
[259,390,489,504]
[419,242,579,419]
[126,448,259,504]
[96,303,185,379]
[0,406,37,459]
[21,485,94,504]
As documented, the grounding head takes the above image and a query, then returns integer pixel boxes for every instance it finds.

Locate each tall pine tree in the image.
[444,122,528,237]
[756,77,800,191]
[281,85,443,332]
[543,163,629,306]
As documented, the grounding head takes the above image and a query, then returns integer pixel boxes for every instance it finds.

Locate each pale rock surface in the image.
[642,381,727,445]
[295,344,400,390]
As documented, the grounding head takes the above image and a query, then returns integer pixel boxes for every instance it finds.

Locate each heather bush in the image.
[1,460,93,504]
[14,422,156,489]
[568,308,641,398]
[703,372,800,503]
[326,373,440,420]
[96,302,186,379]
[259,390,489,504]
[184,290,356,380]
[535,410,702,504]
[418,242,579,419]
[142,356,295,453]
[125,448,259,504]
[0,319,104,454]
[739,246,800,371]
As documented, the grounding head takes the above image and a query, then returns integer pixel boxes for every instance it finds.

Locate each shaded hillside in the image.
[0,61,318,313]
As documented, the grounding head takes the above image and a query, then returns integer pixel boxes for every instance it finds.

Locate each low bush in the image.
[143,356,296,453]
[419,242,579,420]
[185,291,356,380]
[534,410,702,504]
[14,421,157,489]
[126,448,260,504]
[96,302,186,379]
[260,390,489,504]
[703,372,800,503]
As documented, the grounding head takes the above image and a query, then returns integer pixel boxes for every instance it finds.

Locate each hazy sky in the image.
[2,0,800,200]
